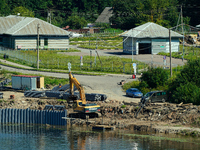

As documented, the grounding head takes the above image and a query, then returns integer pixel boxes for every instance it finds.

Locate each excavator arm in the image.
[69,72,86,104]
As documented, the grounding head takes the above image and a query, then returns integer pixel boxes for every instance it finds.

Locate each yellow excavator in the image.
[68,71,101,119]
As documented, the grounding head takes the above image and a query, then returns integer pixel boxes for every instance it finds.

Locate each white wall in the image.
[123,37,137,54]
[123,37,180,54]
[48,38,69,49]
[15,39,37,49]
[165,39,180,53]
[14,37,69,50]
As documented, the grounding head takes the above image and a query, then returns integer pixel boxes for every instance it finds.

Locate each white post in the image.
[37,23,40,69]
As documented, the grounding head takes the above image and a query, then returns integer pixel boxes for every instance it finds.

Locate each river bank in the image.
[1,91,200,137]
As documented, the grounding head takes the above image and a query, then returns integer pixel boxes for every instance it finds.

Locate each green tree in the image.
[13,6,35,17]
[110,0,180,29]
[168,59,200,104]
[178,0,200,26]
[140,67,168,89]
[66,14,87,29]
[0,0,10,16]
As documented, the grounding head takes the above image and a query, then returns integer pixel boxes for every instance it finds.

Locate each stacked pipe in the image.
[1,79,11,87]
[85,93,107,101]
[45,91,64,99]
[63,92,80,100]
[24,83,107,101]
[24,91,45,98]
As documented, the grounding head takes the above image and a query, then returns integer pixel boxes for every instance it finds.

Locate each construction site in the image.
[0,69,200,137]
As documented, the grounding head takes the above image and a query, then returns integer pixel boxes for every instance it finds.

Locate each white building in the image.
[121,22,183,55]
[0,15,70,50]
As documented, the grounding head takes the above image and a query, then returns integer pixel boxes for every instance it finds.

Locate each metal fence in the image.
[0,48,184,74]
[0,108,67,126]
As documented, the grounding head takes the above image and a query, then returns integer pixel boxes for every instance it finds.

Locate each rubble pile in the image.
[99,101,200,126]
[139,103,200,125]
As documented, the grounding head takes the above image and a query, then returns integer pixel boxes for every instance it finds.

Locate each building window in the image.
[44,38,48,46]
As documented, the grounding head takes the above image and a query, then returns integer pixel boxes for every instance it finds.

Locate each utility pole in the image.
[181,5,184,58]
[169,29,172,77]
[37,24,40,69]
[49,10,51,24]
[47,9,51,24]
[132,29,133,62]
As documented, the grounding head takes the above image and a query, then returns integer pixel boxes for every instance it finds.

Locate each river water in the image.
[0,124,199,150]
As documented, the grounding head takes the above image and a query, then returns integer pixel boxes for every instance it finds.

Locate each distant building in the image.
[120,22,183,55]
[95,7,113,24]
[0,15,70,50]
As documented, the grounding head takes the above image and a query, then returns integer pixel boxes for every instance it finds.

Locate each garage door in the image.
[139,43,151,54]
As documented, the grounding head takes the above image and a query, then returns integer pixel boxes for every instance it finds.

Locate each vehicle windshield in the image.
[144,92,154,97]
[132,89,139,92]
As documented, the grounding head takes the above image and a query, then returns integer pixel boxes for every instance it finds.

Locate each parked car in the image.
[69,32,83,38]
[126,88,143,98]
[140,91,167,104]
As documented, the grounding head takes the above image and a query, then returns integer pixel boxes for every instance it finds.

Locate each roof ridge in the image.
[134,22,151,37]
[9,17,36,34]
[36,18,69,34]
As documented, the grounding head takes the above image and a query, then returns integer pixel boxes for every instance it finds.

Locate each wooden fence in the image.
[0,108,67,126]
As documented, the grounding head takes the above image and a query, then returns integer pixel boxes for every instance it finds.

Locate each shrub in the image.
[168,59,200,104]
[140,67,168,89]
[122,80,140,90]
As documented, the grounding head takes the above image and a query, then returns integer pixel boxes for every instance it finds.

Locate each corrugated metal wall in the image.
[0,108,67,126]
[21,77,36,90]
[15,38,37,49]
[14,36,69,50]
[123,38,180,54]
[48,38,69,49]
[12,76,22,89]
[123,37,136,54]
[12,76,37,90]
[165,38,180,53]
[152,39,167,54]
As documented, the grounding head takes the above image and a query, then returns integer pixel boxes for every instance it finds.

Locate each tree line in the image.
[0,0,199,29]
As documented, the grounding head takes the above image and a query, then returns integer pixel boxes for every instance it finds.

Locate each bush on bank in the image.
[123,59,200,105]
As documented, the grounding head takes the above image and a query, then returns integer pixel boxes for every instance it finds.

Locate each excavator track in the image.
[69,112,101,119]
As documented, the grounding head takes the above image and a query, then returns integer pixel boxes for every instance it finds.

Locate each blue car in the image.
[126,88,143,98]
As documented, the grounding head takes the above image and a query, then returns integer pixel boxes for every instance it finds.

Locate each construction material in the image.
[85,93,107,101]
[24,90,46,98]
[63,92,80,100]
[0,108,67,126]
[45,91,64,99]
[0,79,11,87]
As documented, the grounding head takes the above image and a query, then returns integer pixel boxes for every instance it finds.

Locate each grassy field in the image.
[70,30,124,50]
[158,45,200,60]
[0,50,148,74]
